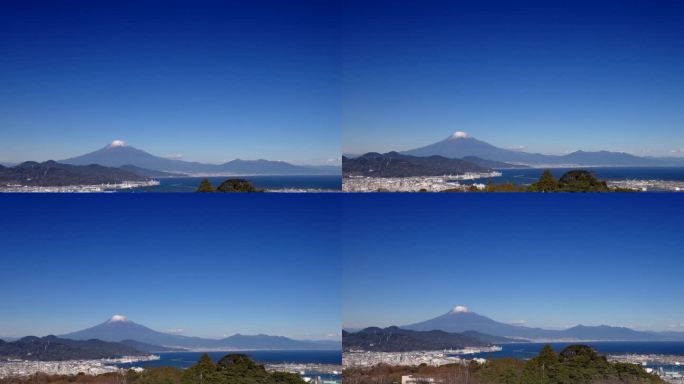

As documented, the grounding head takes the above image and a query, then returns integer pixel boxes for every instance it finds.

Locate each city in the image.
[343,173,501,192]
[343,347,501,368]
[0,356,158,378]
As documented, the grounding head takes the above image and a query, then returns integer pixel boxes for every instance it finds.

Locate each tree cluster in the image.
[0,354,306,384]
[527,170,637,192]
[474,345,662,384]
[180,354,304,384]
[458,170,637,192]
[196,178,263,192]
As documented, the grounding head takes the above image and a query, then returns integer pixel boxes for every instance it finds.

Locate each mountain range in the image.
[342,152,496,177]
[342,326,525,352]
[60,141,339,176]
[0,335,145,361]
[401,132,683,167]
[0,161,151,186]
[402,306,684,342]
[60,315,340,351]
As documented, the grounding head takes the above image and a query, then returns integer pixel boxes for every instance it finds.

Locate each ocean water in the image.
[458,342,684,372]
[116,350,342,369]
[456,167,684,186]
[462,341,684,359]
[126,175,341,192]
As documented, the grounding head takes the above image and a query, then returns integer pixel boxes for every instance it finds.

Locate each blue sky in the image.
[342,0,684,156]
[342,194,684,332]
[0,0,339,165]
[0,194,340,340]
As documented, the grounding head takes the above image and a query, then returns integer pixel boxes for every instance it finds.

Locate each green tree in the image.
[483,182,527,192]
[268,372,308,384]
[528,170,559,192]
[557,170,610,192]
[181,354,216,384]
[215,179,262,192]
[474,357,526,384]
[213,354,270,384]
[134,366,182,384]
[196,178,215,192]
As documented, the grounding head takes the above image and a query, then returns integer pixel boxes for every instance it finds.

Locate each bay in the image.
[125,175,341,192]
[455,167,684,186]
[116,350,341,369]
[459,341,684,372]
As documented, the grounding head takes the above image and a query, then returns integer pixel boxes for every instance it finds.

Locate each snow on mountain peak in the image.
[108,314,128,322]
[109,140,127,148]
[450,131,469,139]
[450,305,470,314]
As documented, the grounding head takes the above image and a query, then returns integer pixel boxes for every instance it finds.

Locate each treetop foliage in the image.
[196,178,215,192]
[195,178,263,192]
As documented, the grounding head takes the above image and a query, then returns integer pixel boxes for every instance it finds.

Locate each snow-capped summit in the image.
[450,131,469,139]
[108,140,127,148]
[450,305,470,314]
[108,315,129,322]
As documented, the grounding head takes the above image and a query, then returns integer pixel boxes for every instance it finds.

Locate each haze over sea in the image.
[456,167,684,187]
[461,341,684,372]
[117,350,340,369]
[126,175,341,192]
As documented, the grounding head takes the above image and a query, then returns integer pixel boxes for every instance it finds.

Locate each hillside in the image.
[0,161,148,186]
[0,336,144,361]
[343,152,491,177]
[342,326,488,352]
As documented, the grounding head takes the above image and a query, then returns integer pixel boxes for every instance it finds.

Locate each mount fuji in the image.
[60,141,339,175]
[402,132,662,167]
[60,315,340,351]
[402,306,684,341]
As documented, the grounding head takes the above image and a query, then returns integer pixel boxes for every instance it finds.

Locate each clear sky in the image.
[0,0,339,165]
[0,194,340,340]
[342,0,684,156]
[342,194,684,332]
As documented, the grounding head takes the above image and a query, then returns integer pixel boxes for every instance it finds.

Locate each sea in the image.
[454,167,684,186]
[456,341,684,373]
[115,350,342,381]
[125,175,341,192]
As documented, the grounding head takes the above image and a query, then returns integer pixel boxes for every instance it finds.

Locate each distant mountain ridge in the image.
[342,326,526,352]
[342,326,488,352]
[0,335,145,361]
[461,156,531,169]
[403,307,684,341]
[61,141,339,175]
[0,160,150,186]
[402,132,665,167]
[342,151,494,177]
[119,339,187,352]
[60,315,339,350]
